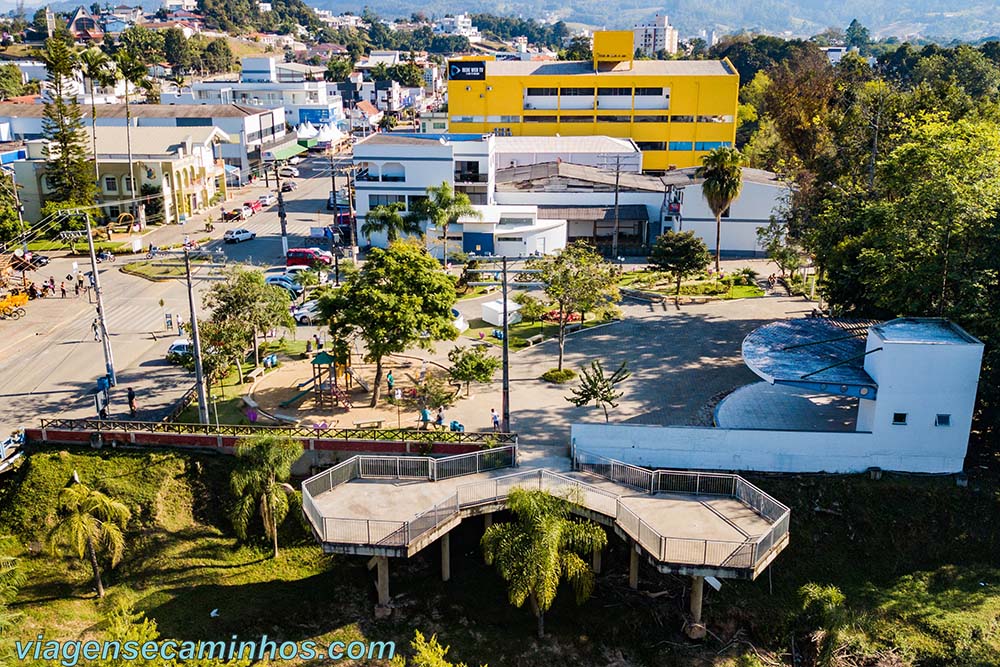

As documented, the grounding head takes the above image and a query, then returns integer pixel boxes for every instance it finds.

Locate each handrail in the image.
[38,418,517,446]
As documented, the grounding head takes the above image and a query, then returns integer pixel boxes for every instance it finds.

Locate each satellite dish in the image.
[13,248,23,257]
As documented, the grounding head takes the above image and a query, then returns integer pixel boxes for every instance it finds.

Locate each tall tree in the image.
[845,19,870,52]
[47,482,130,598]
[696,147,744,272]
[533,242,619,371]
[0,64,24,100]
[113,51,148,213]
[203,266,294,366]
[230,434,302,559]
[41,36,96,207]
[482,488,607,638]
[324,56,352,82]
[118,25,165,64]
[566,360,630,422]
[317,240,457,406]
[448,345,501,396]
[80,48,117,194]
[409,181,482,264]
[361,202,421,244]
[647,230,711,307]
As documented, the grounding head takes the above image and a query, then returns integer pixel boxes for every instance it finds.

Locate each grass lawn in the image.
[3,449,1000,665]
[461,315,606,350]
[122,257,213,280]
[28,239,130,253]
[456,286,497,301]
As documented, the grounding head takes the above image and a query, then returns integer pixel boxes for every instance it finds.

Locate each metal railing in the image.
[38,418,517,446]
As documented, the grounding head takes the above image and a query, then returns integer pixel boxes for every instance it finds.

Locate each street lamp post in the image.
[184,249,210,424]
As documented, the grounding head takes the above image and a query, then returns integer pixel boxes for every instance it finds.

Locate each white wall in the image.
[679,219,766,255]
[570,423,966,473]
[680,180,786,225]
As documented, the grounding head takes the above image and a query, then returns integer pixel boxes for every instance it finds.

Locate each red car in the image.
[244,200,262,214]
[286,248,333,267]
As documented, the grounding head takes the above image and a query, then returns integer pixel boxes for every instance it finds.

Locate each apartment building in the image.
[633,15,679,56]
[446,31,738,172]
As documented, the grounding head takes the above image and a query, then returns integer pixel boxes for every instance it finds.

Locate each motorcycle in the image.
[145,245,159,260]
[96,250,115,263]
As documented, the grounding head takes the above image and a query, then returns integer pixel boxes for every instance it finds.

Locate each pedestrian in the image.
[76,273,84,292]
[48,276,55,292]
[60,282,66,298]
[176,314,184,332]
[92,319,100,341]
[313,333,320,350]
[420,359,428,382]
[386,370,394,393]
[491,408,500,432]
[127,387,137,418]
[435,406,445,429]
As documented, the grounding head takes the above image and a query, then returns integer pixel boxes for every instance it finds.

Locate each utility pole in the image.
[501,256,510,432]
[183,249,210,424]
[273,164,288,256]
[84,211,117,386]
[611,154,621,260]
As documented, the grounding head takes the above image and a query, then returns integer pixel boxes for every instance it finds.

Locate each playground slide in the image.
[346,368,370,392]
[279,378,317,408]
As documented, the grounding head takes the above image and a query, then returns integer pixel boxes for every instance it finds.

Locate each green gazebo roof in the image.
[311,351,338,365]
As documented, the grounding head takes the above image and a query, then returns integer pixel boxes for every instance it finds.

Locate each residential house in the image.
[434,13,481,44]
[350,100,382,132]
[163,0,198,12]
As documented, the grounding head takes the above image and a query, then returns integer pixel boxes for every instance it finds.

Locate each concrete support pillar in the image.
[592,546,602,574]
[484,512,493,530]
[375,555,390,616]
[628,545,639,590]
[441,532,451,582]
[685,575,707,639]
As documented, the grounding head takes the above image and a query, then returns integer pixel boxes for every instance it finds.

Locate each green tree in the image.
[0,64,24,100]
[409,182,482,263]
[388,60,424,87]
[533,242,619,371]
[80,48,117,192]
[42,36,96,208]
[317,240,457,405]
[566,360,630,422]
[119,25,165,64]
[361,202,421,244]
[324,56,352,81]
[512,291,547,331]
[448,345,501,396]
[378,113,398,131]
[113,51,148,209]
[845,19,870,52]
[0,535,25,640]
[370,61,389,81]
[202,39,233,73]
[162,27,193,70]
[482,488,607,638]
[798,583,848,667]
[47,482,130,598]
[647,230,712,307]
[756,218,801,277]
[696,147,744,272]
[390,631,483,667]
[203,267,294,366]
[230,434,302,559]
[560,35,591,61]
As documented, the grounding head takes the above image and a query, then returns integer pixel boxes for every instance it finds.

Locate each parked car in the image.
[292,300,321,325]
[244,200,262,214]
[284,265,328,283]
[258,193,276,206]
[265,274,303,296]
[223,228,256,243]
[240,205,255,218]
[280,181,298,193]
[278,166,300,178]
[287,156,303,165]
[166,339,193,364]
[306,247,334,262]
[286,247,333,267]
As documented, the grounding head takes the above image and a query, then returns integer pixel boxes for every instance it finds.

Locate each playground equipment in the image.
[278,351,354,410]
[0,292,27,320]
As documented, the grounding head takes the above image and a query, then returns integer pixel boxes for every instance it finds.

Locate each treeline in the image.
[468,14,570,50]
[198,0,321,34]
[734,24,1000,460]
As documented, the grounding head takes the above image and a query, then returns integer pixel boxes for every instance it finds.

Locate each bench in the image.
[525,334,544,346]
[565,323,583,334]
[243,367,265,384]
[271,412,300,424]
[353,419,384,429]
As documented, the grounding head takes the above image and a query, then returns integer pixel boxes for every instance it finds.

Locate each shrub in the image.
[541,368,576,384]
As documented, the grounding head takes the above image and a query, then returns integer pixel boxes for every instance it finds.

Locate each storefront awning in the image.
[263,143,306,162]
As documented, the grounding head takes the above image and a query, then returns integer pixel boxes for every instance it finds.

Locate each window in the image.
[499,115,520,122]
[560,115,593,123]
[524,115,557,123]
[123,176,134,193]
[496,236,523,242]
[408,194,428,209]
[670,115,695,123]
[634,87,663,96]
[892,412,908,425]
[560,87,594,96]
[668,141,693,151]
[634,115,669,123]
[108,206,120,218]
[695,141,732,151]
[598,87,631,96]
[368,194,405,208]
[432,122,447,129]
[104,176,118,192]
[636,141,667,151]
[455,160,484,183]
[697,115,734,123]
[935,414,951,427]
[380,162,405,182]
[596,115,631,123]
[450,115,475,123]
[526,87,557,96]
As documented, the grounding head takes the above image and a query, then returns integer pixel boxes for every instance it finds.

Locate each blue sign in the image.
[299,108,332,125]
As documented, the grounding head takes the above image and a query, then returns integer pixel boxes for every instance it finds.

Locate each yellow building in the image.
[446,31,739,172]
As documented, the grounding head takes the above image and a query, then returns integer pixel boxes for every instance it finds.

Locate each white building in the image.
[162,0,197,12]
[573,318,984,474]
[174,57,345,127]
[633,14,679,56]
[434,13,482,44]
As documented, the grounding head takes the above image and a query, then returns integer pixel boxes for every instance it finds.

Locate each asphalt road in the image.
[0,153,346,435]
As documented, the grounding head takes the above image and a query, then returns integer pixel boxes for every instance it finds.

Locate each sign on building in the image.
[448,61,486,81]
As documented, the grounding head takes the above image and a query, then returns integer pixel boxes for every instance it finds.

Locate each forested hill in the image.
[315,0,1000,41]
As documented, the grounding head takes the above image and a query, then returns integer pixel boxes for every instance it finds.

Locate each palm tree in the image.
[361,202,421,244]
[482,488,607,638]
[0,535,25,635]
[410,182,482,264]
[48,482,130,598]
[695,147,744,273]
[80,48,117,191]
[230,434,302,559]
[113,52,149,214]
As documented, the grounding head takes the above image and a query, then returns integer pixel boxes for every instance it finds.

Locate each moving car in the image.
[223,228,256,243]
[265,274,303,296]
[258,193,276,206]
[280,181,297,193]
[244,200,262,214]
[166,339,193,364]
[286,247,333,267]
[291,300,321,325]
[278,166,300,178]
[223,208,245,222]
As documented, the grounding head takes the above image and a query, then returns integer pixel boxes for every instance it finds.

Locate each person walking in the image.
[491,408,500,432]
[435,406,445,430]
[386,370,394,394]
[60,282,66,298]
[127,387,137,418]
[92,319,100,341]
[76,273,84,293]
